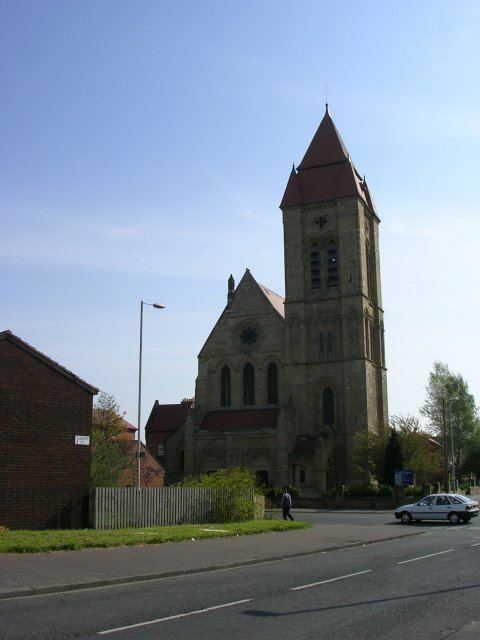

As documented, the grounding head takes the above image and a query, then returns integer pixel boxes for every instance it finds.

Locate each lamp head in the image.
[153,303,165,309]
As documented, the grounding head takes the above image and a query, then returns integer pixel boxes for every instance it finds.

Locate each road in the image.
[1,513,479,639]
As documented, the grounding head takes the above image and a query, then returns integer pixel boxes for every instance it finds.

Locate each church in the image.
[145,106,388,495]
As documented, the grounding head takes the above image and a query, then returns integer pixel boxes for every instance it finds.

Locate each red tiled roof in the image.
[0,330,98,394]
[200,409,279,431]
[280,107,377,215]
[145,399,193,433]
[297,108,349,170]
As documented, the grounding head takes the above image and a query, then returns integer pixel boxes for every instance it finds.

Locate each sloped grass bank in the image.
[0,520,310,553]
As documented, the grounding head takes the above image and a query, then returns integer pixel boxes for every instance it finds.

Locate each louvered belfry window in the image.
[310,242,321,289]
[327,241,338,288]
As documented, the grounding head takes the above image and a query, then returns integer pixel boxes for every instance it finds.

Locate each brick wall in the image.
[0,340,94,529]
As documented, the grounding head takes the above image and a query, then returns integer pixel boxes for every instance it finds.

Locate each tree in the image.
[460,430,480,480]
[383,429,404,485]
[91,393,132,487]
[420,362,480,474]
[390,415,442,484]
[351,426,390,484]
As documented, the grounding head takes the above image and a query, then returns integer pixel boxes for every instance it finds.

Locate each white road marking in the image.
[290,569,372,591]
[470,542,480,547]
[98,599,252,635]
[397,549,454,564]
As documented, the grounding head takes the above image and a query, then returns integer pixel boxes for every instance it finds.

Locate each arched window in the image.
[365,239,372,298]
[309,242,321,289]
[267,362,278,405]
[318,331,325,358]
[327,241,338,288]
[243,362,255,406]
[327,330,334,355]
[365,318,371,358]
[323,387,335,425]
[220,365,231,407]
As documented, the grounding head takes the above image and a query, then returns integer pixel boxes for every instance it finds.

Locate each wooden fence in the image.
[89,486,255,530]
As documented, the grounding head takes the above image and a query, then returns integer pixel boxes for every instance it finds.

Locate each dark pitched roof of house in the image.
[200,409,279,431]
[0,330,98,394]
[145,399,193,433]
[280,106,378,216]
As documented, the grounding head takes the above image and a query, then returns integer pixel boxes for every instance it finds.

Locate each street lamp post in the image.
[137,300,165,490]
[449,396,459,490]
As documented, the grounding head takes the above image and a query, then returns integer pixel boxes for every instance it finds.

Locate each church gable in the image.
[198,269,285,359]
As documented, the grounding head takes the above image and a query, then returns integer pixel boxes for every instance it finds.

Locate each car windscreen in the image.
[452,494,469,503]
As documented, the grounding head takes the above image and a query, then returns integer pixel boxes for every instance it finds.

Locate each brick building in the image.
[0,331,98,529]
[119,417,165,487]
[149,107,388,494]
[145,399,193,485]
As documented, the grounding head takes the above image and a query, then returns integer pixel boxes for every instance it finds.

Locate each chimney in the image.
[227,274,235,306]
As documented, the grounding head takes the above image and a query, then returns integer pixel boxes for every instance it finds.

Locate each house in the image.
[145,399,193,484]
[120,418,165,487]
[0,330,98,529]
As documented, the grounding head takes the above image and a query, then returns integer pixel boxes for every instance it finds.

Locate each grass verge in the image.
[0,520,310,554]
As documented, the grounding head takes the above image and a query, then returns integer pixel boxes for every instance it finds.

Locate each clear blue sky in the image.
[1,1,479,436]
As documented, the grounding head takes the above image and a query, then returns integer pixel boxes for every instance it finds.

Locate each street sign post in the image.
[395,469,414,486]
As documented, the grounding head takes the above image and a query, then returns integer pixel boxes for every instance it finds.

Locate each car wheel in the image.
[448,512,460,525]
[400,511,412,524]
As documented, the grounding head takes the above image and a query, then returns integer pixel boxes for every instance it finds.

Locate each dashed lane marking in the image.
[397,549,454,564]
[470,542,480,547]
[98,599,253,635]
[290,569,372,591]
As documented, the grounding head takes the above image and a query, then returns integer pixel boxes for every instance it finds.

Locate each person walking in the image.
[281,487,294,521]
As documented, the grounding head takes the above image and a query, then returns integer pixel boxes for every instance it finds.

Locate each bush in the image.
[377,485,393,497]
[174,468,258,522]
[345,484,379,497]
[230,496,255,521]
[176,467,258,491]
[404,485,424,497]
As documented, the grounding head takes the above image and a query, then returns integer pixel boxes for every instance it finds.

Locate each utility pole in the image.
[442,398,448,492]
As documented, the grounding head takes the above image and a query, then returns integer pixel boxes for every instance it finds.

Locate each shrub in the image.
[176,467,258,491]
[377,485,393,497]
[345,484,379,497]
[404,485,424,497]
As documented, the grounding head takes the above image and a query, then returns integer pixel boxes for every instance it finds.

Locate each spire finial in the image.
[325,102,329,115]
[292,162,296,173]
[325,82,328,114]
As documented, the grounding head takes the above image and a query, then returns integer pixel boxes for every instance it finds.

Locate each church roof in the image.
[258,283,285,318]
[145,399,193,433]
[297,107,349,169]
[280,106,377,215]
[200,409,279,431]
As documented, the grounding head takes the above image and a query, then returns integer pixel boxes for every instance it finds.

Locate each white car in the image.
[395,493,479,525]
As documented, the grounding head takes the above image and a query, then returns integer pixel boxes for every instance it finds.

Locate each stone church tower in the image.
[146,106,388,494]
[280,105,388,487]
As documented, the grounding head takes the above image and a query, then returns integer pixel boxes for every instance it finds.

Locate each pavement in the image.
[0,510,425,600]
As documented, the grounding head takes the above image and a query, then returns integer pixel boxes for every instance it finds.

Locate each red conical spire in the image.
[297,104,349,170]
[280,106,377,215]
[279,164,302,209]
